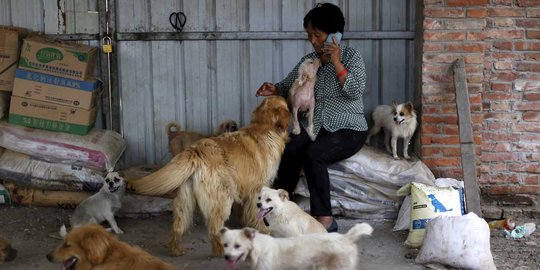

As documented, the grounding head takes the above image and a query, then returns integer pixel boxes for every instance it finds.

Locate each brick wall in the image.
[420,0,540,218]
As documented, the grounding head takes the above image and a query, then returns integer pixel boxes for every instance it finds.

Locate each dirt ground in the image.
[0,205,538,270]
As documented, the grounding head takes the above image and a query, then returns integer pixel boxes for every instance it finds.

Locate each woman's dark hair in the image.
[303,3,345,34]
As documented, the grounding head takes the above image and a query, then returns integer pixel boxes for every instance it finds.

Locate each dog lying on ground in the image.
[288,58,320,141]
[167,119,239,156]
[47,224,183,270]
[220,223,373,270]
[60,172,126,237]
[130,96,291,257]
[256,186,326,237]
[0,237,17,263]
[366,101,418,159]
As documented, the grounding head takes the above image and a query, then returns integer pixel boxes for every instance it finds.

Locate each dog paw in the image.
[115,229,124,234]
[404,155,411,160]
[292,126,301,135]
[393,155,400,160]
[169,246,186,257]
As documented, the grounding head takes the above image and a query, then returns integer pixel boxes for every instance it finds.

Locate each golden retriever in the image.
[166,119,239,157]
[0,237,17,263]
[129,96,291,257]
[47,224,183,270]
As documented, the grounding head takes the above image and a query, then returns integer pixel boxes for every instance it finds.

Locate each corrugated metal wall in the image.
[0,0,416,167]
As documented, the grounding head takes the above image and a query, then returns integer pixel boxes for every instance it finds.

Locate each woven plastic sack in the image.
[0,121,126,171]
[416,213,496,270]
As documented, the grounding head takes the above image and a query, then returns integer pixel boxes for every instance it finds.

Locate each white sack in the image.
[0,121,126,171]
[295,145,435,220]
[416,213,496,270]
[0,149,105,192]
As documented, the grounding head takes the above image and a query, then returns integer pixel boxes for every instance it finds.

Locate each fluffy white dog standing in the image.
[60,172,126,236]
[366,101,418,159]
[256,186,326,237]
[288,58,321,141]
[220,223,373,270]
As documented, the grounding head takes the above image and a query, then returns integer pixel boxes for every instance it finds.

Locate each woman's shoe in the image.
[327,219,338,233]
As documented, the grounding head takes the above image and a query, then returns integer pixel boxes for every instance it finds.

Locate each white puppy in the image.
[256,186,326,237]
[366,101,418,159]
[220,223,373,270]
[60,172,126,236]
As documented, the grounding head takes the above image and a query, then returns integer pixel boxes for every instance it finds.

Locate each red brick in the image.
[490,71,520,81]
[442,147,461,156]
[424,19,443,30]
[525,53,540,61]
[515,41,540,51]
[424,31,466,41]
[515,19,540,28]
[422,124,442,134]
[423,43,444,52]
[488,7,526,17]
[423,157,461,167]
[431,135,461,144]
[481,152,517,162]
[488,18,515,28]
[467,8,487,18]
[424,8,465,18]
[465,65,484,73]
[422,94,456,104]
[485,112,518,121]
[513,141,540,152]
[526,30,540,39]
[528,8,540,17]
[423,74,455,84]
[514,79,540,91]
[467,31,487,40]
[447,0,488,6]
[442,125,460,135]
[423,84,454,94]
[446,43,486,52]
[513,123,540,132]
[483,132,520,142]
[486,122,508,130]
[491,0,513,5]
[488,102,512,111]
[492,41,513,50]
[517,0,540,7]
[523,112,540,121]
[421,135,433,145]
[524,93,540,101]
[524,176,539,185]
[510,164,540,174]
[423,53,464,63]
[441,105,457,113]
[425,0,443,5]
[445,19,486,30]
[480,174,519,184]
[422,147,442,156]
[493,61,512,70]
[485,29,524,39]
[516,62,540,72]
[422,105,441,114]
[492,52,521,60]
[490,82,512,91]
[464,54,484,64]
[514,101,540,111]
[422,115,458,125]
[483,92,515,101]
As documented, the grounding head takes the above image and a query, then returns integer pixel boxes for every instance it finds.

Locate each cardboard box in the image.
[8,96,97,135]
[0,29,20,92]
[18,37,98,80]
[13,69,101,110]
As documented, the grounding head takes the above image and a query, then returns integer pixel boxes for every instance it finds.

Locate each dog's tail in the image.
[166,121,182,138]
[345,223,373,242]
[59,224,67,238]
[128,150,198,195]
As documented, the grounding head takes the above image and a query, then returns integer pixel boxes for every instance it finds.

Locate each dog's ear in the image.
[242,228,256,240]
[219,227,229,235]
[80,227,111,265]
[405,101,415,111]
[278,189,289,201]
[392,100,398,107]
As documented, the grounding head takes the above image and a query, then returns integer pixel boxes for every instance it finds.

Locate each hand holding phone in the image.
[325,32,342,44]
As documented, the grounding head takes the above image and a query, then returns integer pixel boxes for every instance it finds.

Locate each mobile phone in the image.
[325,32,342,44]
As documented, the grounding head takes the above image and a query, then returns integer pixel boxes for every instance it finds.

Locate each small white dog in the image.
[60,172,126,237]
[288,58,321,141]
[220,223,373,270]
[366,101,418,159]
[256,186,326,237]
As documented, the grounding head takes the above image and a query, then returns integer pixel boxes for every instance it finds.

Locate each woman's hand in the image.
[323,37,342,66]
[256,82,278,97]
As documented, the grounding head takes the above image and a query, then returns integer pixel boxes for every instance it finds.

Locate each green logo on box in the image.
[36,48,63,63]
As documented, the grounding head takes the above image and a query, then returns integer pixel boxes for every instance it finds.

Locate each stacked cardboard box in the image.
[8,37,100,135]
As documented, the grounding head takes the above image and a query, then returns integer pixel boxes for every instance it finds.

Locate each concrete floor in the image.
[0,205,425,270]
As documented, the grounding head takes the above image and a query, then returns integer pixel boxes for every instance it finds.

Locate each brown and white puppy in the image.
[130,96,290,257]
[0,237,17,263]
[47,224,183,270]
[219,223,373,270]
[366,101,418,159]
[256,187,326,237]
[288,58,320,141]
[166,119,239,157]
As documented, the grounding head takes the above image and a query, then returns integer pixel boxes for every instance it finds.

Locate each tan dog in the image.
[256,187,326,237]
[47,224,183,270]
[130,96,291,257]
[0,237,17,263]
[288,58,320,141]
[167,119,239,156]
[220,223,373,270]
